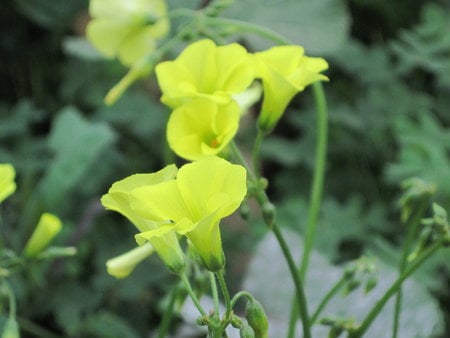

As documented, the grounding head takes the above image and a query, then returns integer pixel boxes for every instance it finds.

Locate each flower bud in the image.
[106,243,154,279]
[245,299,269,338]
[262,202,276,227]
[239,323,255,338]
[23,213,62,258]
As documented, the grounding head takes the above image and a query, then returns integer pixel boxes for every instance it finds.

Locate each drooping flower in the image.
[131,157,247,271]
[106,243,155,279]
[167,98,240,161]
[101,165,185,273]
[155,39,255,109]
[0,164,16,204]
[23,213,62,258]
[254,45,329,132]
[87,0,169,66]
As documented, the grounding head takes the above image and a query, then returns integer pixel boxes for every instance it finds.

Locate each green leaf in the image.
[81,312,140,338]
[223,0,350,55]
[386,114,450,199]
[38,107,116,209]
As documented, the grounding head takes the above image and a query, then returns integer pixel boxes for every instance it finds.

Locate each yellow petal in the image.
[87,19,132,58]
[167,99,240,160]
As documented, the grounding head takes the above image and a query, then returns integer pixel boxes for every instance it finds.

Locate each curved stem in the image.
[203,17,290,45]
[180,273,207,316]
[230,291,254,309]
[310,275,346,324]
[349,237,446,338]
[300,82,328,280]
[288,81,328,338]
[392,201,428,338]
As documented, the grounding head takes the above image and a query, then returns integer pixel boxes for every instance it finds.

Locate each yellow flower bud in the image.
[106,243,155,279]
[0,163,16,203]
[23,213,62,258]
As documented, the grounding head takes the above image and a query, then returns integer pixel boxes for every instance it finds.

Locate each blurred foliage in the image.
[1,0,450,337]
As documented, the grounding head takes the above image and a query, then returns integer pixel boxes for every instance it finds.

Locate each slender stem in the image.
[216,271,232,319]
[230,290,254,308]
[229,141,312,338]
[300,82,328,280]
[349,237,446,338]
[180,273,207,316]
[392,201,428,338]
[272,223,312,338]
[252,130,265,178]
[203,17,290,45]
[310,275,347,324]
[157,284,181,338]
[288,81,328,338]
[210,272,221,319]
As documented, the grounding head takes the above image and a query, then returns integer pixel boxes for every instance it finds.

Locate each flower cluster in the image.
[102,156,246,273]
[155,39,328,160]
[87,0,169,66]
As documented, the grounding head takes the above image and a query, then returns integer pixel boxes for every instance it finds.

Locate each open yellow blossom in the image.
[155,39,255,108]
[167,99,240,161]
[0,163,16,203]
[131,157,247,271]
[87,0,169,66]
[254,45,329,132]
[101,165,185,273]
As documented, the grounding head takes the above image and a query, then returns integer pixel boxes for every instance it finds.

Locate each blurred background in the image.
[1,0,449,337]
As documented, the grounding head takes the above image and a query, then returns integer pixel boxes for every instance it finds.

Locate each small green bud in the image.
[239,323,255,338]
[2,317,19,338]
[344,279,361,295]
[262,202,276,227]
[245,299,269,338]
[239,202,251,221]
[364,276,378,294]
[23,213,62,258]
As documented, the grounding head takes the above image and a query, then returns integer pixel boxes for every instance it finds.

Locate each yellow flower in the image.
[167,99,240,161]
[106,243,155,279]
[86,0,169,66]
[0,163,16,203]
[155,39,255,108]
[23,213,62,258]
[101,165,185,273]
[254,45,329,132]
[131,157,247,271]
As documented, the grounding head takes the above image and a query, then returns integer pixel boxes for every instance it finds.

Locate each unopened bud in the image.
[364,276,378,294]
[245,299,269,338]
[23,213,62,258]
[262,202,276,227]
[239,323,255,338]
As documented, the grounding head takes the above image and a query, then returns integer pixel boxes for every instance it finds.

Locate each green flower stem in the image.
[288,81,328,338]
[300,81,328,280]
[203,17,290,45]
[349,237,447,338]
[309,274,347,325]
[252,129,265,178]
[392,201,429,338]
[157,283,182,338]
[180,273,207,316]
[272,223,312,338]
[230,290,254,308]
[216,270,232,320]
[210,272,221,320]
